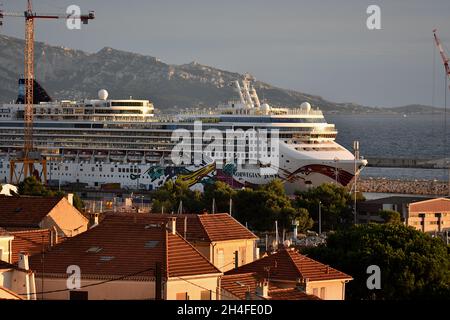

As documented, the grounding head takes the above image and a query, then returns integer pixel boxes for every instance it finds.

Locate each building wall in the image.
[406,213,450,233]
[0,269,35,300]
[211,239,257,272]
[166,275,221,300]
[40,198,88,238]
[407,199,450,233]
[0,236,13,262]
[35,277,156,300]
[306,280,347,300]
[268,279,347,300]
[0,270,12,289]
[35,274,221,300]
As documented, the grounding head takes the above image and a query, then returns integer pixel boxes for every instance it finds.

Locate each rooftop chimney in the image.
[89,212,99,229]
[296,278,307,292]
[255,280,269,299]
[51,226,59,245]
[18,252,30,271]
[67,193,74,206]
[168,218,177,235]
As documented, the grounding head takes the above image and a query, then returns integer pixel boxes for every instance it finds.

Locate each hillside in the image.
[0,35,371,113]
[0,35,443,114]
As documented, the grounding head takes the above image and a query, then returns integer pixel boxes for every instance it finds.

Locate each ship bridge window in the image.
[111,102,144,107]
[219,117,324,123]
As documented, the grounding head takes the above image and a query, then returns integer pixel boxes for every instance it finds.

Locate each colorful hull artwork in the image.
[129,162,354,191]
[281,164,354,186]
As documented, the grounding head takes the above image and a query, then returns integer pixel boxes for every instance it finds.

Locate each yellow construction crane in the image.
[0,0,94,184]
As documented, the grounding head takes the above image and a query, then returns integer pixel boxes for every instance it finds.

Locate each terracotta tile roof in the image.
[0,196,63,228]
[198,214,258,242]
[9,229,52,264]
[225,248,352,282]
[408,198,450,213]
[105,212,258,242]
[118,214,210,241]
[221,273,320,300]
[29,216,221,280]
[221,273,261,300]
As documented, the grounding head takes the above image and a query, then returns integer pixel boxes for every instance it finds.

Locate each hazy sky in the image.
[1,0,450,107]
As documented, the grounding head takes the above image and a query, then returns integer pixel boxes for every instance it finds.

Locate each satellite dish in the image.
[98,89,109,100]
[283,240,291,248]
[300,102,311,112]
[261,103,271,115]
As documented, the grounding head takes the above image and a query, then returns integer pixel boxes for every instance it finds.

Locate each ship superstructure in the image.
[0,77,367,192]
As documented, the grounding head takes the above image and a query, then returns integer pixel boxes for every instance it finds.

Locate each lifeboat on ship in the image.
[127,151,143,162]
[79,150,92,159]
[110,150,125,162]
[95,151,108,160]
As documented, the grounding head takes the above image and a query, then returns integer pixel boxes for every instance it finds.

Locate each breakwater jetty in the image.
[359,177,449,196]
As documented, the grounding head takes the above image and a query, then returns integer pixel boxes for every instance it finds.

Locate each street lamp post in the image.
[318,201,322,235]
[353,141,360,225]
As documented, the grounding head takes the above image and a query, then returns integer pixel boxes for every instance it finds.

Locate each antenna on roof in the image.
[212,198,216,214]
[229,197,232,216]
[275,220,279,249]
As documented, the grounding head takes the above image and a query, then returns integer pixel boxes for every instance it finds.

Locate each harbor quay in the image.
[358,177,449,196]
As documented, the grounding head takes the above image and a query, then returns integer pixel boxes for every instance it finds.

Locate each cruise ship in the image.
[0,77,367,192]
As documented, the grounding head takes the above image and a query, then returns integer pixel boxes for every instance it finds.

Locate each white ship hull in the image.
[0,140,366,192]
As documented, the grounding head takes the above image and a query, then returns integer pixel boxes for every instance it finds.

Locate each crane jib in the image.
[0,0,95,185]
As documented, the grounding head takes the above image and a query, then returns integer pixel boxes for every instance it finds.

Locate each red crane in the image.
[433,29,450,91]
[0,0,94,184]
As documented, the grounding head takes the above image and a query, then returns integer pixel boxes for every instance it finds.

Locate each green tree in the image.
[203,181,236,213]
[150,179,204,213]
[378,210,401,224]
[291,207,314,233]
[232,179,312,232]
[72,193,85,211]
[150,179,315,232]
[294,183,356,231]
[18,176,53,196]
[18,176,85,212]
[303,223,450,300]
